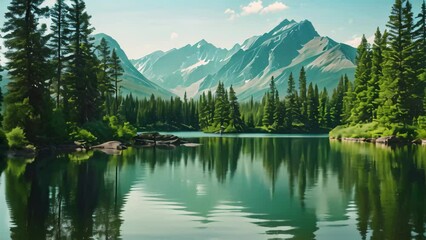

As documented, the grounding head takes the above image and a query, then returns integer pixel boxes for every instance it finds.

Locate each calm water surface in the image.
[0,133,425,240]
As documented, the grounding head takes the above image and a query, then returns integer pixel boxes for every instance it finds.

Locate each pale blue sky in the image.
[0,0,423,59]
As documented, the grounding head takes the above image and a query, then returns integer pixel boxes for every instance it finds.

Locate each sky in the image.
[0,0,424,59]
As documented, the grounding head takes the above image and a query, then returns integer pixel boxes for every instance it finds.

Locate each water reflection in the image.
[0,137,425,240]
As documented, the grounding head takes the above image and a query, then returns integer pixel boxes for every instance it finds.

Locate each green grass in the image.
[330,122,420,140]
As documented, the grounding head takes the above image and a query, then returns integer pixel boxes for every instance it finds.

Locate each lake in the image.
[0,133,425,240]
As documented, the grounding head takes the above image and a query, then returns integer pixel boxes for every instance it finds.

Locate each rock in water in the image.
[92,141,127,150]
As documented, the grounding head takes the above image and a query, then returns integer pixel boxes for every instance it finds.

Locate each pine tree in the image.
[198,93,209,129]
[110,49,124,116]
[228,86,244,131]
[378,0,417,126]
[66,0,100,123]
[262,77,276,127]
[285,73,297,128]
[414,0,426,73]
[2,0,52,141]
[213,82,230,128]
[367,28,385,120]
[273,92,285,129]
[262,93,272,127]
[318,88,329,128]
[351,35,372,124]
[307,83,319,130]
[342,80,355,124]
[97,38,114,113]
[50,0,69,109]
[414,0,426,116]
[298,67,308,122]
[207,91,214,124]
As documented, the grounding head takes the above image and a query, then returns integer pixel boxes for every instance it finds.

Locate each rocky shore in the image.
[330,136,426,145]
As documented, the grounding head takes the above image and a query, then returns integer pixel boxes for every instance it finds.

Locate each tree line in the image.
[0,0,132,147]
[115,71,349,134]
[331,0,426,139]
[2,0,424,148]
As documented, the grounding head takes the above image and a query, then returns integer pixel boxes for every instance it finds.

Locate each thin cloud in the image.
[225,1,289,20]
[261,2,289,14]
[224,8,238,20]
[345,34,375,47]
[170,32,179,40]
[241,1,263,16]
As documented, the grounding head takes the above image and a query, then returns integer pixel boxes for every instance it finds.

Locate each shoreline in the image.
[330,136,426,146]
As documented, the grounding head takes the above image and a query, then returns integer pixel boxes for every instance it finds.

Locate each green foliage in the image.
[67,123,97,143]
[50,0,69,108]
[417,116,426,138]
[117,122,137,140]
[6,127,29,149]
[285,73,297,128]
[213,82,230,127]
[334,0,426,140]
[2,0,52,143]
[0,129,7,147]
[350,35,372,124]
[83,120,114,142]
[111,49,124,115]
[47,109,68,142]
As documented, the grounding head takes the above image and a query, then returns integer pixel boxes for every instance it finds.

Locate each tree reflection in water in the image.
[0,137,424,240]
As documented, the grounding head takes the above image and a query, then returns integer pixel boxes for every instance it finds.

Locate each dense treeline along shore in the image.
[330,0,426,142]
[0,0,425,152]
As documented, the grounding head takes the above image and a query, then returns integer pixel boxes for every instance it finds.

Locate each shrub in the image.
[67,123,97,143]
[6,127,29,149]
[117,122,137,141]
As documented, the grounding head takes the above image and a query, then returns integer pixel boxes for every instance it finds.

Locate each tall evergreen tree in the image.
[228,86,244,131]
[273,90,284,127]
[285,73,297,128]
[367,29,386,120]
[298,67,308,122]
[97,38,114,113]
[414,0,426,116]
[198,93,209,129]
[378,0,417,126]
[351,35,372,123]
[213,82,230,127]
[368,30,384,119]
[318,88,329,128]
[50,0,69,109]
[2,0,52,141]
[307,83,319,130]
[342,80,355,124]
[207,90,215,124]
[110,49,124,115]
[414,0,426,74]
[330,77,345,126]
[66,0,100,123]
[262,77,276,127]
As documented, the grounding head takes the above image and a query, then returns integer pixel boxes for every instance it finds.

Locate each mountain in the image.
[131,39,240,97]
[133,19,356,100]
[93,33,173,99]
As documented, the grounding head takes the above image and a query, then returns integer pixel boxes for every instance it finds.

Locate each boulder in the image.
[134,133,188,146]
[92,141,127,150]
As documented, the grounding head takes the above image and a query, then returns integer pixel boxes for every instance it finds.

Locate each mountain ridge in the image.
[93,33,174,99]
[131,19,356,100]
